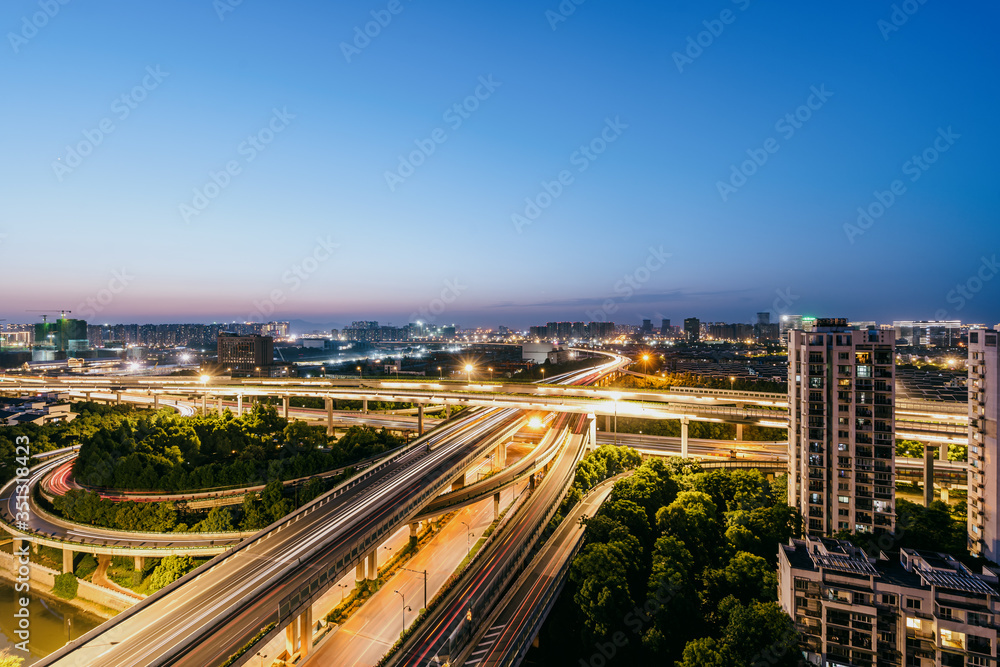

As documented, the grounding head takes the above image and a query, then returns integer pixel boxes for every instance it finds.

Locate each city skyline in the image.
[3,2,998,326]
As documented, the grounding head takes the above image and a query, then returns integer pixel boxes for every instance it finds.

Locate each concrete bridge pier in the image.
[326,397,334,437]
[285,616,300,660]
[418,404,424,435]
[362,399,368,414]
[680,417,690,458]
[355,561,365,583]
[297,605,313,658]
[940,444,948,461]
[153,394,159,409]
[367,549,378,581]
[451,475,466,492]
[494,492,500,520]
[84,392,91,402]
[115,392,121,406]
[410,522,419,547]
[283,396,290,420]
[236,394,243,417]
[62,549,73,574]
[735,404,744,440]
[217,396,223,417]
[605,414,611,432]
[135,555,146,571]
[445,404,452,420]
[924,444,935,506]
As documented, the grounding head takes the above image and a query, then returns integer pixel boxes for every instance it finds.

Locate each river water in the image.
[0,578,104,665]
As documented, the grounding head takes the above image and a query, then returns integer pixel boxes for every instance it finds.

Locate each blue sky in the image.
[2,0,997,329]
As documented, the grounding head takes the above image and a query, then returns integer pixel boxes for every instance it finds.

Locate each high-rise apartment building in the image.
[217,333,274,375]
[968,329,999,559]
[683,317,700,342]
[788,318,896,537]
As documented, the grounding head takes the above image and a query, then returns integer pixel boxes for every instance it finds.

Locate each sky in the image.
[1,0,998,330]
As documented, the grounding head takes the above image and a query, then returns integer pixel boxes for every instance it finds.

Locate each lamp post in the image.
[465,364,473,384]
[393,590,411,635]
[357,365,363,380]
[460,520,473,555]
[398,567,428,610]
[540,368,545,382]
[610,393,621,445]
[730,375,735,391]
[437,366,442,380]
[488,367,493,381]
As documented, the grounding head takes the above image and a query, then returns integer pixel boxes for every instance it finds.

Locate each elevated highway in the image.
[37,357,628,666]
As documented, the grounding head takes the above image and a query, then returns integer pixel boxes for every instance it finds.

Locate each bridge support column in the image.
[356,561,365,583]
[451,475,465,492]
[529,474,536,491]
[115,392,121,406]
[418,404,424,435]
[605,414,611,432]
[367,549,378,581]
[13,538,25,559]
[62,549,73,574]
[285,619,299,659]
[298,606,313,658]
[326,397,334,437]
[153,394,159,409]
[362,399,368,414]
[680,417,690,458]
[201,394,206,415]
[924,444,935,506]
[134,555,145,571]
[494,492,500,521]
[445,404,451,420]
[84,391,90,402]
[283,396,290,420]
[410,522,419,547]
[217,396,223,416]
[736,423,744,440]
[236,394,243,417]
[940,444,948,461]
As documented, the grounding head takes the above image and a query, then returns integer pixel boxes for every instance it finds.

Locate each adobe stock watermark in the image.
[384,75,501,192]
[672,0,752,73]
[409,278,467,324]
[179,107,295,223]
[213,0,245,22]
[843,126,959,244]
[76,269,134,319]
[933,255,998,320]
[8,0,71,54]
[717,84,833,202]
[878,0,929,41]
[247,235,339,322]
[545,0,589,30]
[511,116,628,234]
[340,0,414,63]
[586,246,671,323]
[52,66,169,182]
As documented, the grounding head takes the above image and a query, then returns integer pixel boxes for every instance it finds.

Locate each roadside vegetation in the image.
[534,458,802,666]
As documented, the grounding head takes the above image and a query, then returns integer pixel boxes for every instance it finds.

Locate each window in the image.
[838,443,849,451]
[905,598,921,610]
[880,594,897,605]
[839,496,849,504]
[940,629,966,650]
[856,365,872,378]
[905,617,921,630]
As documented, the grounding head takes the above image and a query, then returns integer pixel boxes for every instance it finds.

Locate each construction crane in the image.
[25,309,72,323]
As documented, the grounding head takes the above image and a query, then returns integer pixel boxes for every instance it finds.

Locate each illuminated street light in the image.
[437,366,442,380]
[465,364,473,384]
[609,392,621,445]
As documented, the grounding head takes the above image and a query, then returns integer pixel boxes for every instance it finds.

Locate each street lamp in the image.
[357,365,363,380]
[437,366,442,380]
[337,582,349,602]
[730,376,735,390]
[398,567,428,610]
[609,392,621,445]
[642,354,649,374]
[465,364,473,384]
[459,520,473,555]
[393,590,411,635]
[488,367,493,381]
[540,367,545,382]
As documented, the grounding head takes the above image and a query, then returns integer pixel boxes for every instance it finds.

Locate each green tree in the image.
[147,556,196,593]
[52,572,78,599]
[193,506,235,532]
[676,637,734,667]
